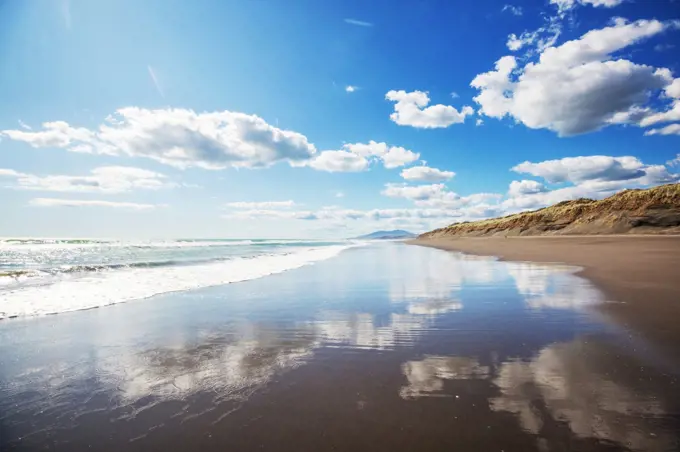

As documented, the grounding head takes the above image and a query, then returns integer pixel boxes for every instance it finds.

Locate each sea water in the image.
[0,238,358,319]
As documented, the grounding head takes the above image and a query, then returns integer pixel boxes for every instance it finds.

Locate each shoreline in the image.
[409,236,680,364]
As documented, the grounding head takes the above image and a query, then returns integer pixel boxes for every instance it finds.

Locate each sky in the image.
[0,0,679,239]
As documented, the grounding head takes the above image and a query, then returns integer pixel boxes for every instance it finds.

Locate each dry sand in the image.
[410,236,680,363]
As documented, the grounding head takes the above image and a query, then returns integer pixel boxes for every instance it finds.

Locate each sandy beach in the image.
[410,236,680,363]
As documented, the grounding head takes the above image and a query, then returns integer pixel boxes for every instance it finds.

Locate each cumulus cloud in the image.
[473,19,678,136]
[345,85,358,93]
[504,155,679,211]
[638,78,680,130]
[401,166,455,182]
[382,183,449,201]
[508,180,547,197]
[385,90,474,128]
[308,150,369,172]
[225,200,295,209]
[29,198,159,210]
[0,166,173,193]
[666,78,680,99]
[1,108,318,170]
[382,183,502,210]
[2,110,424,176]
[384,155,678,224]
[381,146,420,169]
[645,124,680,136]
[310,141,419,172]
[512,156,649,184]
[233,153,677,230]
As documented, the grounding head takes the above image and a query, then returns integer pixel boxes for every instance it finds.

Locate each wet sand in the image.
[410,236,680,363]
[1,243,679,451]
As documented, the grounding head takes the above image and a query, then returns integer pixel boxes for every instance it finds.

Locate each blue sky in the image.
[1,0,679,238]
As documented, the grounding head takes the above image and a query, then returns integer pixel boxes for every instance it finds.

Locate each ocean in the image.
[0,238,358,319]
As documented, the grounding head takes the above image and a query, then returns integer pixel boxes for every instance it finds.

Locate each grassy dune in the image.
[421,183,680,238]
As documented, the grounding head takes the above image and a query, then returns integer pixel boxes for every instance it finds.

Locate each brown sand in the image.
[410,236,680,363]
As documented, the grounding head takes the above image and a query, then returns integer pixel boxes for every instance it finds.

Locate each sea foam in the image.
[0,245,352,319]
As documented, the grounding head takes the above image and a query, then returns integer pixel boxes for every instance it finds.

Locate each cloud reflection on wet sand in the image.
[399,337,678,451]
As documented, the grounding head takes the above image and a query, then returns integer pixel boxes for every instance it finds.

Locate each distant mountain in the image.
[356,230,416,240]
[419,183,680,238]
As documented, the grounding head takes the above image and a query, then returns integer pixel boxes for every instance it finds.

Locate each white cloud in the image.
[382,183,502,210]
[471,56,517,119]
[225,209,310,220]
[147,65,164,98]
[1,108,318,170]
[638,78,680,128]
[226,200,296,209]
[224,206,474,224]
[505,12,563,54]
[2,110,424,175]
[506,34,525,51]
[384,155,678,224]
[502,4,523,16]
[512,156,651,184]
[645,124,680,136]
[668,154,680,167]
[0,166,172,193]
[508,180,547,197]
[2,120,96,149]
[382,183,449,201]
[18,120,31,130]
[344,18,372,27]
[401,166,455,182]
[335,191,345,198]
[385,90,474,128]
[551,0,625,12]
[230,153,678,230]
[382,146,420,169]
[342,141,390,158]
[345,85,358,93]
[0,169,23,177]
[314,141,419,171]
[667,78,680,99]
[29,198,159,210]
[450,92,460,98]
[506,29,561,52]
[473,19,678,136]
[655,43,675,52]
[308,150,369,172]
[476,119,484,126]
[504,155,679,211]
